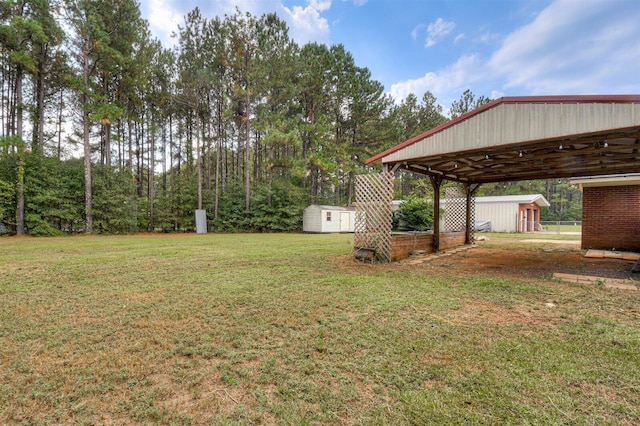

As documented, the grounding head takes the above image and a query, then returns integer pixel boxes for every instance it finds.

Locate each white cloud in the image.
[426,18,455,47]
[389,54,484,104]
[454,33,465,44]
[474,31,498,45]
[280,1,331,45]
[411,23,425,41]
[145,0,183,46]
[141,0,332,47]
[309,0,331,12]
[488,0,640,94]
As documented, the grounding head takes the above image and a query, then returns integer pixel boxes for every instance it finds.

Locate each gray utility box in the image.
[195,209,207,234]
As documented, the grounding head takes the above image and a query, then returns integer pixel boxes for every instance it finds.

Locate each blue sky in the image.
[139,0,640,110]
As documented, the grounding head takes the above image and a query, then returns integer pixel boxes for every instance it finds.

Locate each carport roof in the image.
[367,95,640,184]
[473,194,551,207]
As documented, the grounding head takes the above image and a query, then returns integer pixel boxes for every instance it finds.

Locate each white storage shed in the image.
[303,205,355,233]
[473,194,550,233]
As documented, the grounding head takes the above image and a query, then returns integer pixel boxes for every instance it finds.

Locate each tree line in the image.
[0,0,581,235]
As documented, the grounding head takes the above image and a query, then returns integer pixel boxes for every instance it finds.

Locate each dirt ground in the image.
[451,242,639,282]
[340,238,640,283]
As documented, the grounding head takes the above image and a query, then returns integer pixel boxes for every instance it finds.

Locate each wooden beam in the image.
[390,162,402,174]
[429,174,442,252]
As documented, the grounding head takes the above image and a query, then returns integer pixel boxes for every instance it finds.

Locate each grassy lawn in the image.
[1,233,638,425]
[540,224,583,233]
[482,232,581,241]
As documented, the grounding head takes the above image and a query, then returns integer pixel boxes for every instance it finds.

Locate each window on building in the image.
[326,212,332,222]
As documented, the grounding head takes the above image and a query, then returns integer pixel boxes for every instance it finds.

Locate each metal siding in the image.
[322,209,342,233]
[383,102,640,163]
[545,103,562,139]
[475,202,518,232]
[303,205,323,233]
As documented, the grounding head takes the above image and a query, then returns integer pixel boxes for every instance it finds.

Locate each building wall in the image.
[475,203,518,232]
[582,185,640,252]
[303,206,323,233]
[321,210,343,233]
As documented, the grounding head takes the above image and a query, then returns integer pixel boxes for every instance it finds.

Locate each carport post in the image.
[465,183,481,244]
[429,174,443,252]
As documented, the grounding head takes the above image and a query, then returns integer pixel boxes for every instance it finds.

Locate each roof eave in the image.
[366,94,640,165]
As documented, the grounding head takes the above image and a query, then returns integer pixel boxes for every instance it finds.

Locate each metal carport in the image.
[366,95,640,252]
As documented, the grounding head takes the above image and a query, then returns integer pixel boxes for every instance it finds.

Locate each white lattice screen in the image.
[354,172,394,262]
[443,184,475,243]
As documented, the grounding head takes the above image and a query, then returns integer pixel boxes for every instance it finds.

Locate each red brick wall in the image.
[390,231,466,261]
[582,185,640,252]
[518,203,540,232]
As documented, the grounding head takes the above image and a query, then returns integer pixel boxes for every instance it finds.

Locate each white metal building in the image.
[472,194,550,233]
[303,205,355,233]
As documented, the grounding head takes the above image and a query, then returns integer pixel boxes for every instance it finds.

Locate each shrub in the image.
[395,196,433,231]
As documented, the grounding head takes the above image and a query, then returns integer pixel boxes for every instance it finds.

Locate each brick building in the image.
[571,174,640,252]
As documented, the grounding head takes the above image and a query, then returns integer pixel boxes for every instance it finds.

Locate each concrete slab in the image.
[586,249,640,261]
[584,250,605,258]
[553,273,638,290]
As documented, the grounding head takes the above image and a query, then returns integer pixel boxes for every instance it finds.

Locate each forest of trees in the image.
[0,0,581,236]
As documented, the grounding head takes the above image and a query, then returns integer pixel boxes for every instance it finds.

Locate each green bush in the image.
[394,196,433,231]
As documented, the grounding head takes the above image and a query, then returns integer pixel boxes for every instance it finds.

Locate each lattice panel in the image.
[443,185,471,233]
[354,172,394,262]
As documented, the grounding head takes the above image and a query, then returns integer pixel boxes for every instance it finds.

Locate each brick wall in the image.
[390,231,466,261]
[582,185,640,252]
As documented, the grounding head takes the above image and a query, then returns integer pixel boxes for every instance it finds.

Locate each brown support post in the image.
[464,183,482,244]
[429,174,442,252]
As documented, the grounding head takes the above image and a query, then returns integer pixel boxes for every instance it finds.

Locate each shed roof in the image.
[308,204,355,211]
[440,194,550,207]
[474,194,551,207]
[367,95,640,184]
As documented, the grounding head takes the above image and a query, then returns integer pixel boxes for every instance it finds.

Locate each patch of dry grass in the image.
[1,233,639,424]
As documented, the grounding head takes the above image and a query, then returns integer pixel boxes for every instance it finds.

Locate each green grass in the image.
[541,223,583,233]
[1,233,638,425]
[483,231,581,241]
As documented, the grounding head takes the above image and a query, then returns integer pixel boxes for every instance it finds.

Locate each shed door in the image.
[340,212,350,232]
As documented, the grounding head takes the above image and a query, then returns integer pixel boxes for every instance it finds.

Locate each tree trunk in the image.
[104,121,111,166]
[162,117,167,196]
[33,43,47,154]
[57,90,63,159]
[310,165,318,204]
[245,90,250,217]
[137,118,144,197]
[82,43,93,234]
[196,114,202,210]
[214,101,221,221]
[15,67,25,235]
[127,109,134,175]
[16,151,25,236]
[347,171,354,205]
[102,73,111,166]
[149,113,155,232]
